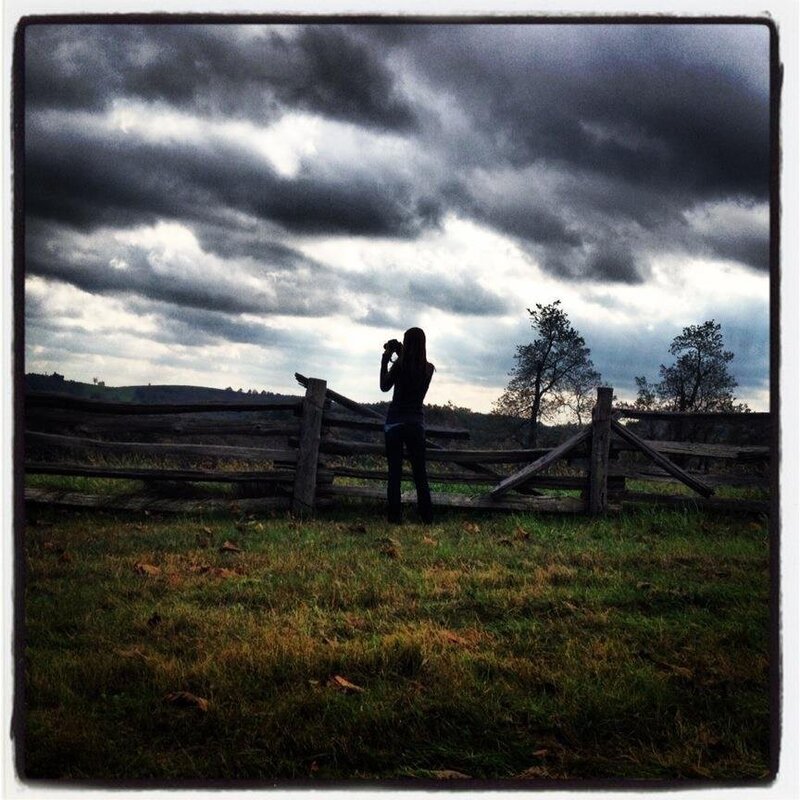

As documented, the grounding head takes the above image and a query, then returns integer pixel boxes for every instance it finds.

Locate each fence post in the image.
[292,377,327,517]
[588,387,613,515]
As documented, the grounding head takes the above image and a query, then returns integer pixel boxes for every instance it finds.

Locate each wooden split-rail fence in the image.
[23,375,772,517]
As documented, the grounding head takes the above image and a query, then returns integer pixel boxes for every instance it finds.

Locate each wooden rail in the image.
[616,408,771,422]
[26,431,298,463]
[26,392,300,414]
[322,413,470,439]
[26,408,300,438]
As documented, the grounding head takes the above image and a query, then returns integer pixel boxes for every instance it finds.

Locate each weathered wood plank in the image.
[24,487,291,513]
[611,466,769,488]
[26,409,299,438]
[621,491,768,514]
[588,388,613,514]
[296,373,383,420]
[26,431,298,462]
[25,463,295,483]
[613,437,770,460]
[616,408,771,422]
[321,413,470,440]
[26,392,300,415]
[323,465,601,489]
[308,437,559,462]
[489,428,592,499]
[292,378,327,516]
[611,420,714,497]
[318,484,586,512]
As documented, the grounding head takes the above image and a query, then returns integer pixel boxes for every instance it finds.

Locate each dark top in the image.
[380,355,435,425]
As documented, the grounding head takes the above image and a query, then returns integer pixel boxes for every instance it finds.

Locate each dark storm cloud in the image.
[345,269,510,317]
[702,228,770,272]
[391,24,769,200]
[406,274,509,315]
[192,224,312,267]
[127,301,289,347]
[25,118,440,238]
[24,23,770,285]
[358,307,403,329]
[358,23,769,279]
[585,244,643,284]
[25,24,417,131]
[25,219,352,318]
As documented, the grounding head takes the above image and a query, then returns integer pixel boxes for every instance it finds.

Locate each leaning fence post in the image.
[588,387,613,515]
[292,377,327,517]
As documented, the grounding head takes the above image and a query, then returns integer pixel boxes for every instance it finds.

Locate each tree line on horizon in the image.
[492,301,752,448]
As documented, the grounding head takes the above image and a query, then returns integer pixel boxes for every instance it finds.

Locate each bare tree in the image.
[494,301,601,446]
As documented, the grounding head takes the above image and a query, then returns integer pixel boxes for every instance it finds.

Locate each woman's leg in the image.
[405,424,433,524]
[385,424,404,523]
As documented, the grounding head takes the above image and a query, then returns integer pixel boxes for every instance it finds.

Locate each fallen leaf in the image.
[201,526,212,535]
[636,581,652,591]
[328,675,365,693]
[211,568,238,579]
[442,630,469,646]
[164,691,209,712]
[531,749,549,758]
[463,522,480,534]
[147,612,162,627]
[422,535,438,545]
[498,537,513,546]
[220,540,243,553]
[643,653,694,679]
[115,646,148,660]
[134,562,161,577]
[515,525,530,541]
[516,765,559,779]
[431,769,472,779]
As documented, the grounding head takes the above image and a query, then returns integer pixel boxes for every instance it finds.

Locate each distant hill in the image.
[24,372,298,405]
[24,372,582,448]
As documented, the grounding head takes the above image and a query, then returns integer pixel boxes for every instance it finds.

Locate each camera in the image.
[383,338,403,355]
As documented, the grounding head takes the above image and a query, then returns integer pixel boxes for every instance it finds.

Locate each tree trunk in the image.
[527,392,541,448]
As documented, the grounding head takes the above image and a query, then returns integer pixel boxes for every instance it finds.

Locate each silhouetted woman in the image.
[380,327,435,524]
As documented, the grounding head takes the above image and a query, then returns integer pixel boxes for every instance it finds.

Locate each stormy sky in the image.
[23,21,772,411]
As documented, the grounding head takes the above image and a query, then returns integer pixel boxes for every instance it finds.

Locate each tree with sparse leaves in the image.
[493,301,601,446]
[635,320,747,412]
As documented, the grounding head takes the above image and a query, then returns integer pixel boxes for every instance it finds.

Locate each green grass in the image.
[22,502,771,782]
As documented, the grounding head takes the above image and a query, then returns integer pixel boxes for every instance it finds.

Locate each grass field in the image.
[21,498,772,783]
